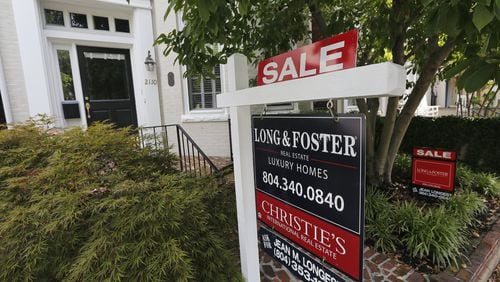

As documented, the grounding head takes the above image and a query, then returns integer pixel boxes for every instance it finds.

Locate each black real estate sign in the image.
[253,115,365,281]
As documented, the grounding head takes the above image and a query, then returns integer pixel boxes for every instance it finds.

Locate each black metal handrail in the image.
[139,124,219,176]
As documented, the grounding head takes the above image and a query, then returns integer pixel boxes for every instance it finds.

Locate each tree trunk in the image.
[384,40,456,182]
[358,98,380,185]
[374,97,399,184]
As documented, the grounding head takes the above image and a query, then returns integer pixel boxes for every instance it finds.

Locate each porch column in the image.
[132,6,162,127]
[11,0,52,117]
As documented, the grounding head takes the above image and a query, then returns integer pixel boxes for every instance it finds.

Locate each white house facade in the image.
[0,0,242,157]
[1,0,483,159]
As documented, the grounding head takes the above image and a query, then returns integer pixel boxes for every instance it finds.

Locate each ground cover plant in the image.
[366,154,499,273]
[0,121,242,281]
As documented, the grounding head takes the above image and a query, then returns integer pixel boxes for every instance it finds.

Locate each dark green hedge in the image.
[399,116,500,173]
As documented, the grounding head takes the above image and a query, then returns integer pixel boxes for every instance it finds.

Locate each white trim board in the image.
[217,62,405,107]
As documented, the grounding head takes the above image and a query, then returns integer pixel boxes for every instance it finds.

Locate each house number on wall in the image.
[144,79,157,85]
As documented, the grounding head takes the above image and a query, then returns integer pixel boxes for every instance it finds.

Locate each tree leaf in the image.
[239,1,249,16]
[495,3,500,20]
[463,64,496,92]
[472,4,494,31]
[422,0,434,7]
[457,66,477,90]
[443,60,470,79]
[197,0,211,22]
[479,33,491,56]
[443,6,460,36]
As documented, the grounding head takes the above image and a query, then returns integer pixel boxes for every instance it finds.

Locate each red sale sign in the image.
[256,191,362,280]
[257,30,358,86]
[412,147,456,199]
[412,159,455,191]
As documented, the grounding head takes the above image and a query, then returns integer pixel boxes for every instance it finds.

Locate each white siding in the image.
[0,0,30,123]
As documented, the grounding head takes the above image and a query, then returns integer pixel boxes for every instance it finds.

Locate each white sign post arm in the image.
[226,55,261,282]
[218,62,406,106]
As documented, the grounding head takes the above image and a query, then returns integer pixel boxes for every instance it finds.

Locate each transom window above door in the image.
[43,8,130,33]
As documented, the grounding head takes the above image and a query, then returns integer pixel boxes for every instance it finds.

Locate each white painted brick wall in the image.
[0,0,30,123]
[152,1,232,157]
[181,122,231,157]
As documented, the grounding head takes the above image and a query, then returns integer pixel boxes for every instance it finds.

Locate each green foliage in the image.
[365,188,397,253]
[158,0,498,93]
[392,154,412,181]
[457,165,500,196]
[0,122,242,281]
[365,188,487,268]
[399,205,464,267]
[445,190,487,226]
[400,116,500,173]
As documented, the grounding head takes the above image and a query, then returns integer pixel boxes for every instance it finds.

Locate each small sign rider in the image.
[411,147,457,200]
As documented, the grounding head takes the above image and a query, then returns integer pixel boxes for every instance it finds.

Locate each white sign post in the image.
[219,57,405,281]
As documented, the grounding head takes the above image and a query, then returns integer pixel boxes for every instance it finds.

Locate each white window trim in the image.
[180,63,229,123]
[41,2,133,36]
[175,11,228,123]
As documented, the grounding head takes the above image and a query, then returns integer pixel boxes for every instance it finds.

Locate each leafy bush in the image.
[456,165,500,196]
[0,122,241,281]
[365,189,487,269]
[399,205,464,267]
[392,154,412,181]
[445,190,486,227]
[365,188,397,253]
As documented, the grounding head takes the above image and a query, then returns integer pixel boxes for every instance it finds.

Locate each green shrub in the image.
[456,165,499,196]
[399,206,464,268]
[456,165,475,190]
[471,173,499,197]
[0,122,242,281]
[392,154,412,182]
[365,188,397,253]
[445,191,486,226]
[365,187,488,269]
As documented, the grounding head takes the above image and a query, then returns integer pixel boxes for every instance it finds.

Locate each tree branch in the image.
[384,38,457,180]
[305,0,328,38]
[356,98,368,114]
[390,0,406,65]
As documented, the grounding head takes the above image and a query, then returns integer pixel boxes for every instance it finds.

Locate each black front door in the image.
[0,91,6,129]
[77,46,137,128]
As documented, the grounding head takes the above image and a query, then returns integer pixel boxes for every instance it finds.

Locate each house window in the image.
[114,18,130,33]
[45,9,64,26]
[56,50,76,101]
[70,13,88,28]
[188,65,221,110]
[93,16,109,31]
